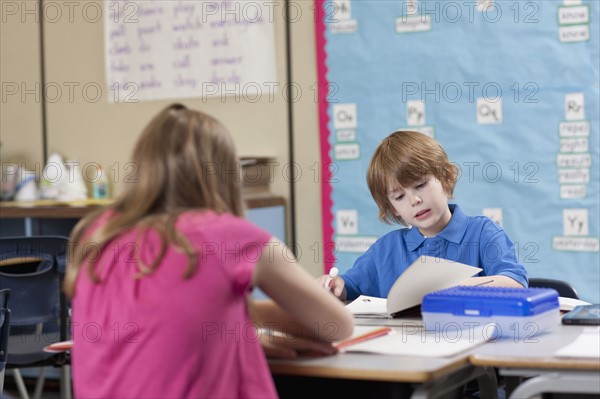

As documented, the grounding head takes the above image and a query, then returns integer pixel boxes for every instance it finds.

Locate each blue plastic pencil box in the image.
[422,286,560,339]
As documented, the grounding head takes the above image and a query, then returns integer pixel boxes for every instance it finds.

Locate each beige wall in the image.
[1,4,44,167]
[0,1,324,277]
[289,2,325,277]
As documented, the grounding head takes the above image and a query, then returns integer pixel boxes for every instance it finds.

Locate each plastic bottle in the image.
[92,165,109,199]
[62,160,88,201]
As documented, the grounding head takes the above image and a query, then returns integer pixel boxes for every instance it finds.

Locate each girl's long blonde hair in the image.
[64,104,244,297]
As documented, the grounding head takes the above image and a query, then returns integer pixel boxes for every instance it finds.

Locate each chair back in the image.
[0,288,10,395]
[0,236,69,367]
[529,278,579,299]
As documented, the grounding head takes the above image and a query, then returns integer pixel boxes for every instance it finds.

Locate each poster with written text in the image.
[315,0,599,302]
[104,0,277,102]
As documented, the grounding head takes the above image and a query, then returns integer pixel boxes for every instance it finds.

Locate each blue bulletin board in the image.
[315,0,599,302]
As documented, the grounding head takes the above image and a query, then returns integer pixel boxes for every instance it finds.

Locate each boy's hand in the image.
[317,274,346,298]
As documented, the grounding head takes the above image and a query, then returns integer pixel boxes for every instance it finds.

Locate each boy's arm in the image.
[339,244,383,300]
[460,275,525,288]
[477,227,529,288]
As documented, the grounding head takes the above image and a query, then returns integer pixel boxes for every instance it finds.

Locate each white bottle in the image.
[92,165,109,199]
[40,153,66,199]
[60,160,88,201]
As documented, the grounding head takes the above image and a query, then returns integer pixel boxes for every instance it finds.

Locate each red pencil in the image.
[335,327,392,350]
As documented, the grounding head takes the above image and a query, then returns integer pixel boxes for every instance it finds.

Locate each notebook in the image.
[345,256,482,318]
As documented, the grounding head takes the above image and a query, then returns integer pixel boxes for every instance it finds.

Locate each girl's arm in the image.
[250,300,343,358]
[251,237,354,342]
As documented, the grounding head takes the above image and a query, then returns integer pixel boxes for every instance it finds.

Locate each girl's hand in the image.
[259,329,338,359]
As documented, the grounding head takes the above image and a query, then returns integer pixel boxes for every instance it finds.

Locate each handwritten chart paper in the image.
[104,1,277,102]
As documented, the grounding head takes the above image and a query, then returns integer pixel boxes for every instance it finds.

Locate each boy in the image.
[321,131,527,300]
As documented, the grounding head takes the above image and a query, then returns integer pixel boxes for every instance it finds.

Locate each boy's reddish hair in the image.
[367,131,459,225]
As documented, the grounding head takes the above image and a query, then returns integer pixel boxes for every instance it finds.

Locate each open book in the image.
[346,256,482,318]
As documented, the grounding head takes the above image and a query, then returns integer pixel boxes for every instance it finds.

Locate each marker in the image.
[324,267,339,291]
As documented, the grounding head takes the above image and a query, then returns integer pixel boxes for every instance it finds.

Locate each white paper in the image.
[559,297,592,312]
[346,295,390,318]
[343,326,490,357]
[386,256,482,314]
[104,1,277,102]
[555,327,600,358]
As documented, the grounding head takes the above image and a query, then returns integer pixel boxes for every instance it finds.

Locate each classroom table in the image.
[269,319,600,399]
[269,321,499,399]
[470,324,600,399]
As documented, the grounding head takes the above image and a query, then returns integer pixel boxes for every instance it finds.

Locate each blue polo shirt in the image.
[342,204,528,300]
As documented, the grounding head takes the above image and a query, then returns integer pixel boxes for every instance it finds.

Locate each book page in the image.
[386,256,482,315]
[345,295,390,318]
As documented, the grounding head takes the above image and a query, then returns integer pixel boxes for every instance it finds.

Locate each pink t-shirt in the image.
[71,210,276,398]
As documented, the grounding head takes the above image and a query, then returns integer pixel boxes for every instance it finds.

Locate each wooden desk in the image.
[270,324,498,399]
[470,324,600,398]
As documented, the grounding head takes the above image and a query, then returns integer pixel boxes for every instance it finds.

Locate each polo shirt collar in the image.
[406,225,426,251]
[405,204,467,251]
[437,204,468,244]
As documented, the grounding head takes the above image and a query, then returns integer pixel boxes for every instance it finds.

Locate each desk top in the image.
[470,324,600,371]
[270,322,472,383]
[0,194,285,219]
[270,320,599,384]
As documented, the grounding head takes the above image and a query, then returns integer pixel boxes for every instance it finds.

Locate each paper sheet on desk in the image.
[345,295,390,318]
[559,297,591,312]
[340,326,490,357]
[555,327,600,358]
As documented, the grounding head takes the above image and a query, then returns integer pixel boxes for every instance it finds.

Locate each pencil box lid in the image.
[422,286,559,317]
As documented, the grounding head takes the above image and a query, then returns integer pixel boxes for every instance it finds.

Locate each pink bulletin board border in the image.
[314,0,335,273]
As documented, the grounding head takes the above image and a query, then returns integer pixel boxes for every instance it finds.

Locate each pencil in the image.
[474,279,495,286]
[335,327,392,350]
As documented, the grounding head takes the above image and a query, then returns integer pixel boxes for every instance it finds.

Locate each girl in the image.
[64,104,353,398]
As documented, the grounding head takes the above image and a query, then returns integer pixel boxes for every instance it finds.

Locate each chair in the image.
[0,288,11,396]
[529,278,579,299]
[0,236,71,399]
